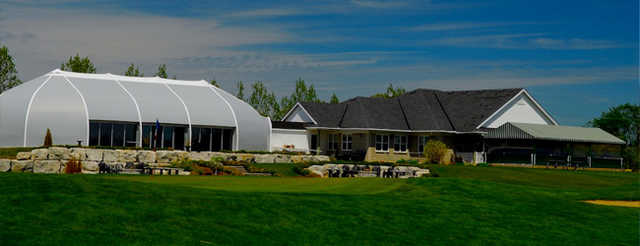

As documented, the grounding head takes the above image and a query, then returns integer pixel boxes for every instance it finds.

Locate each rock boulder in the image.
[0,159,11,172]
[34,160,61,174]
[11,160,33,172]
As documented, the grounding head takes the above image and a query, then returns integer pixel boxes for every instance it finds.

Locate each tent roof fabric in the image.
[298,88,521,132]
[487,122,626,144]
[0,69,270,150]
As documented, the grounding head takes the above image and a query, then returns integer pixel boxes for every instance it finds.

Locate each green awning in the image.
[486,122,626,145]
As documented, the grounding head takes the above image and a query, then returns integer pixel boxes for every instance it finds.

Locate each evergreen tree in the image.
[155,64,168,78]
[61,54,96,73]
[124,63,143,77]
[0,45,21,93]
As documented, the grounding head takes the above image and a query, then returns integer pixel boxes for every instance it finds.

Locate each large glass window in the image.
[342,134,352,151]
[222,129,233,151]
[100,123,112,146]
[328,134,338,150]
[375,135,389,152]
[162,126,173,149]
[418,136,428,153]
[125,124,137,147]
[394,135,408,152]
[112,124,125,147]
[211,128,221,151]
[89,123,99,146]
[142,125,152,148]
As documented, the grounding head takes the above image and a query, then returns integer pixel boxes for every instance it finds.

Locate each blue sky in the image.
[0,0,637,125]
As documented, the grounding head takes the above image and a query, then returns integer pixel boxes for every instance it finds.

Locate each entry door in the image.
[174,127,185,150]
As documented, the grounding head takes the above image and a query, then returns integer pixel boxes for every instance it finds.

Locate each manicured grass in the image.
[0,166,637,245]
[0,147,37,159]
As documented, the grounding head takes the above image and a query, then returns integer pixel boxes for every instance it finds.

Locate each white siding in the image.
[285,106,314,123]
[270,129,309,152]
[482,93,554,128]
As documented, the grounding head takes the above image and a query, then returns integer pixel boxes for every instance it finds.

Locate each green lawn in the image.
[0,166,637,245]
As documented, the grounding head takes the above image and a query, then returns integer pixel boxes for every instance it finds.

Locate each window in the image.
[100,123,112,146]
[342,134,352,151]
[375,135,389,152]
[222,129,234,150]
[328,134,339,150]
[162,126,173,149]
[125,124,137,147]
[211,128,221,151]
[89,123,99,146]
[112,124,125,147]
[418,136,428,153]
[142,125,152,148]
[394,135,408,152]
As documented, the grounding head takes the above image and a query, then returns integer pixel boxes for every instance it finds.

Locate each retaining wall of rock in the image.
[0,147,330,174]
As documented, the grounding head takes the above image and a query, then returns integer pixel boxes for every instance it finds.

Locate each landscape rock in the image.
[189,152,213,161]
[48,147,72,160]
[0,159,11,172]
[11,160,33,172]
[312,155,330,162]
[33,160,61,174]
[274,154,292,163]
[81,161,99,174]
[117,150,137,163]
[102,150,119,163]
[31,149,49,160]
[16,152,32,160]
[137,151,156,163]
[156,151,187,163]
[254,154,275,163]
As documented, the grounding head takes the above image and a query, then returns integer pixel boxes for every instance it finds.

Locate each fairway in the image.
[0,165,638,245]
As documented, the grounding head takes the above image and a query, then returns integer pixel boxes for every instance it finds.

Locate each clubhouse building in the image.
[0,70,625,166]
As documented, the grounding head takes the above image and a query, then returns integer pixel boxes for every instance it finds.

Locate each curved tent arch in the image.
[0,69,270,151]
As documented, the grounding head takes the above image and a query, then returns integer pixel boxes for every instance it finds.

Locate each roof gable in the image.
[435,88,522,132]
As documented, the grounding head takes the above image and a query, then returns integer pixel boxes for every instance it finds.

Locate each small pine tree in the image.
[43,128,53,147]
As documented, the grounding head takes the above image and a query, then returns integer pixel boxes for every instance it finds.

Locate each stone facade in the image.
[0,147,330,174]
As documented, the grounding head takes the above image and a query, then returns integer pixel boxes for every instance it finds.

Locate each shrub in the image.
[64,158,82,174]
[43,128,53,147]
[476,162,489,167]
[292,163,312,176]
[191,165,213,176]
[423,140,448,164]
[223,166,244,176]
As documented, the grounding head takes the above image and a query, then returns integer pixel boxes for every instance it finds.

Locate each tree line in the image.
[0,46,410,120]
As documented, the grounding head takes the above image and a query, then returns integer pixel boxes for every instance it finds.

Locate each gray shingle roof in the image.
[487,122,626,144]
[298,88,523,132]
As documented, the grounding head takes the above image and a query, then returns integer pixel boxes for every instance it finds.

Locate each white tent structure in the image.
[0,69,271,151]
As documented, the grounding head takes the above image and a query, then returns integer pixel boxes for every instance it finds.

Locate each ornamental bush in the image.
[423,140,448,164]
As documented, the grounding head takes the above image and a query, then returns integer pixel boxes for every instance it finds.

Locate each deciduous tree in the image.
[330,93,339,104]
[0,45,21,93]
